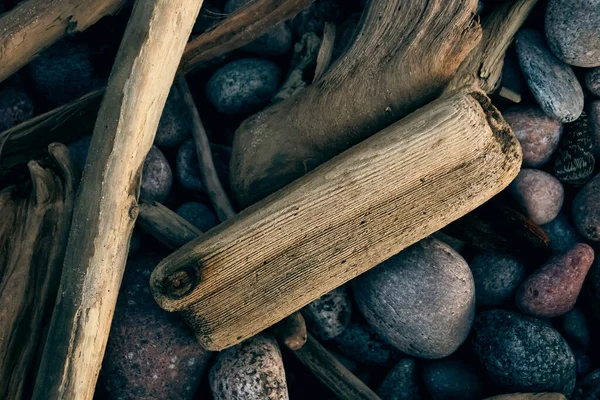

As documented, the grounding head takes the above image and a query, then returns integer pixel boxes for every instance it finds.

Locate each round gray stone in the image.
[541,213,583,255]
[332,321,394,366]
[140,146,172,203]
[470,251,526,307]
[510,168,564,225]
[586,67,600,96]
[176,202,219,232]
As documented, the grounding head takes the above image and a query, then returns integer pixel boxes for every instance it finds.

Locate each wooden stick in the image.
[290,334,381,400]
[177,77,235,221]
[0,0,126,83]
[138,200,203,250]
[0,0,315,181]
[273,312,307,351]
[31,1,203,399]
[150,90,522,350]
[313,22,336,81]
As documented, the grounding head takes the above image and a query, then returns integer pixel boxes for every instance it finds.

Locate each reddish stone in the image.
[510,168,564,225]
[516,243,595,318]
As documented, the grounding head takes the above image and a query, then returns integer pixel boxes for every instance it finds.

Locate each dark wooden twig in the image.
[137,200,203,250]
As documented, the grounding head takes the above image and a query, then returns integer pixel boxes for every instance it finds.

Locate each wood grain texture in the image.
[31,1,203,399]
[0,0,314,180]
[138,200,203,250]
[0,0,125,83]
[291,334,381,400]
[151,90,522,350]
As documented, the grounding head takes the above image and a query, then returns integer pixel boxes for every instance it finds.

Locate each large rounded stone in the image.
[377,358,420,400]
[101,256,210,400]
[353,238,475,359]
[210,334,288,400]
[515,29,584,122]
[140,146,172,203]
[472,309,576,396]
[332,321,395,366]
[573,369,600,400]
[545,0,600,67]
[503,106,562,167]
[510,168,564,225]
[555,308,590,350]
[302,286,351,341]
[155,87,192,149]
[470,251,526,307]
[573,173,600,241]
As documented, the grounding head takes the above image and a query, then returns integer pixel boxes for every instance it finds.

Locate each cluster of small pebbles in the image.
[1,0,599,398]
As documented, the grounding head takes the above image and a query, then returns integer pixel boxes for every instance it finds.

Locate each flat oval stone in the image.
[302,286,351,341]
[516,243,595,317]
[573,173,600,240]
[542,213,584,255]
[472,309,576,396]
[353,238,475,359]
[586,67,600,96]
[101,256,210,400]
[422,358,486,400]
[545,0,600,67]
[332,321,394,366]
[140,146,172,203]
[176,202,219,232]
[516,29,584,122]
[377,358,420,400]
[503,106,562,167]
[510,168,564,225]
[155,87,192,149]
[210,334,288,400]
[206,58,281,115]
[470,251,526,307]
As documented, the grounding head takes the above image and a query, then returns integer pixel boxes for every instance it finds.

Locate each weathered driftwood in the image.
[313,22,336,81]
[138,200,203,249]
[0,144,77,400]
[0,0,314,181]
[484,394,566,400]
[151,90,522,350]
[291,334,381,400]
[31,1,203,399]
[0,0,126,83]
[230,0,482,208]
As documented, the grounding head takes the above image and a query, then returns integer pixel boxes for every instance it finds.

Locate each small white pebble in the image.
[187,358,196,366]
[126,352,134,360]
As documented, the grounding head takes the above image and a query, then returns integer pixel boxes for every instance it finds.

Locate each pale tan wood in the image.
[151,90,522,350]
[138,200,203,250]
[0,0,125,83]
[484,394,566,400]
[313,22,336,81]
[31,1,203,399]
[446,0,539,94]
[498,86,523,103]
[291,334,381,400]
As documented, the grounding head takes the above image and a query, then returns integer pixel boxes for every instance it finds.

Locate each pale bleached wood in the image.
[0,0,125,83]
[150,90,522,350]
[138,200,203,250]
[484,394,566,400]
[31,1,203,399]
[313,22,336,81]
[291,334,381,400]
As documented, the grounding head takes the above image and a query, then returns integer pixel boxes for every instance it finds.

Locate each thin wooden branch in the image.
[313,22,336,82]
[0,0,126,83]
[138,200,203,250]
[177,77,235,221]
[150,90,522,350]
[31,1,203,399]
[446,0,539,94]
[0,0,315,181]
[290,334,381,400]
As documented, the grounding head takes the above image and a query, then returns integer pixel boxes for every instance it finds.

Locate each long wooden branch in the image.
[0,0,314,181]
[0,0,126,83]
[31,1,203,399]
[138,200,203,249]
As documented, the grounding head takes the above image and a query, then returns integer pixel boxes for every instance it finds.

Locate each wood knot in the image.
[128,203,139,220]
[162,268,198,299]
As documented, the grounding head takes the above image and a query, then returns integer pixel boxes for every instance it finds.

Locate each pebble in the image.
[332,321,394,366]
[176,202,219,232]
[353,238,475,359]
[509,168,564,225]
[471,309,576,396]
[586,67,600,97]
[206,58,281,115]
[176,139,231,193]
[554,308,590,349]
[516,243,594,318]
[0,86,34,132]
[470,251,526,307]
[224,0,292,56]
[573,173,600,241]
[545,0,600,67]
[541,213,584,255]
[210,334,289,400]
[422,358,486,400]
[590,101,600,158]
[302,286,351,341]
[553,111,595,185]
[515,29,584,122]
[101,256,210,400]
[28,38,102,107]
[503,106,562,167]
[377,358,420,400]
[140,146,172,203]
[155,87,192,149]
[572,369,600,400]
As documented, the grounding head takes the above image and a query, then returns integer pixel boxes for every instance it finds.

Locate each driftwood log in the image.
[0,0,314,181]
[31,1,203,399]
[0,0,126,83]
[151,90,522,350]
[0,144,77,400]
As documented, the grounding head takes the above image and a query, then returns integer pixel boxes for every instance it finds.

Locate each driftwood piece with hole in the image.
[0,144,77,400]
[230,0,482,208]
[0,0,126,83]
[31,1,203,399]
[0,0,314,181]
[151,90,522,350]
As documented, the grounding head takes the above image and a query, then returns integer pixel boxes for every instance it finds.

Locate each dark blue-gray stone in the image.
[470,251,526,307]
[377,358,420,400]
[176,202,219,232]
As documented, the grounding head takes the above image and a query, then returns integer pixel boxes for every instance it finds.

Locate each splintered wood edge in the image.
[150,90,521,350]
